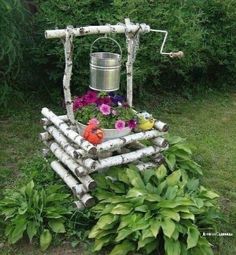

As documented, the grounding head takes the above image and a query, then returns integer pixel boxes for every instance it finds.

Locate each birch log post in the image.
[96,129,163,153]
[43,141,96,190]
[125,18,134,107]
[51,161,86,196]
[43,125,92,162]
[63,26,75,126]
[51,161,95,207]
[89,145,162,172]
[41,107,96,154]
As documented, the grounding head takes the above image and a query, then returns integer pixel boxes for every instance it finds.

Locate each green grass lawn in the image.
[0,91,235,254]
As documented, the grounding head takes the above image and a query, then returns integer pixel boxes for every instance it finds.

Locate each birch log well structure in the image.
[40,19,183,209]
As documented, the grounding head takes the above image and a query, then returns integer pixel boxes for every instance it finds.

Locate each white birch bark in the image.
[41,107,96,153]
[89,145,162,172]
[41,115,68,126]
[154,120,169,132]
[45,24,150,39]
[63,26,75,125]
[96,129,163,153]
[39,132,51,141]
[135,162,157,171]
[51,160,87,197]
[152,137,168,148]
[43,141,96,190]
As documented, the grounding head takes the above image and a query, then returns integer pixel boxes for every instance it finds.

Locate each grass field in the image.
[0,90,235,254]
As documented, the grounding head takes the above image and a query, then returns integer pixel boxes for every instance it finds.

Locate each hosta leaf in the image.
[138,237,155,250]
[157,198,193,209]
[109,240,135,255]
[115,228,134,242]
[160,209,180,222]
[94,174,109,189]
[127,188,146,198]
[145,193,161,202]
[48,219,66,233]
[202,190,219,199]
[89,225,102,239]
[118,171,130,185]
[164,236,181,255]
[164,186,178,200]
[161,218,175,238]
[172,228,179,241]
[155,165,167,180]
[165,154,176,171]
[150,219,161,237]
[27,222,38,242]
[118,214,133,230]
[187,226,200,249]
[181,212,195,221]
[143,170,155,184]
[111,204,132,215]
[144,239,158,254]
[156,180,167,195]
[8,216,27,244]
[107,179,126,194]
[135,205,148,212]
[174,143,192,154]
[142,228,153,240]
[167,136,186,145]
[187,178,199,191]
[166,170,181,186]
[126,167,145,189]
[25,180,34,197]
[96,214,118,229]
[94,235,113,251]
[40,229,52,251]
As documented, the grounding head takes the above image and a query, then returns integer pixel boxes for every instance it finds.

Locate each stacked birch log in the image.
[40,107,169,210]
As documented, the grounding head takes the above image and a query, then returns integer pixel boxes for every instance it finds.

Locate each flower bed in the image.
[73,90,137,140]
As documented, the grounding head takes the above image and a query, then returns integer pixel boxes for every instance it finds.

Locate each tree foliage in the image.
[32,0,236,99]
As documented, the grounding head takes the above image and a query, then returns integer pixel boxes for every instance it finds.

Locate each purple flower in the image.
[84,90,98,104]
[127,119,137,129]
[111,95,125,105]
[99,104,111,115]
[115,120,126,130]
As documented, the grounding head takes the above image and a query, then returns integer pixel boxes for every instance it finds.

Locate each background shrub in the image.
[31,0,236,101]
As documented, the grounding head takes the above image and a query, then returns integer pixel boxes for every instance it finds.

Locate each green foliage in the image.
[33,0,236,98]
[89,161,220,254]
[0,180,73,250]
[164,135,203,175]
[0,0,31,107]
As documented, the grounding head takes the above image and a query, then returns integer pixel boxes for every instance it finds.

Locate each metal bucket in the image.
[90,37,122,92]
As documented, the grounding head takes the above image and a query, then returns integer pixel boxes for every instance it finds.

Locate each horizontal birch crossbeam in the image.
[41,115,68,126]
[96,130,164,153]
[45,24,150,39]
[41,107,96,154]
[42,125,90,159]
[50,161,95,207]
[89,145,165,172]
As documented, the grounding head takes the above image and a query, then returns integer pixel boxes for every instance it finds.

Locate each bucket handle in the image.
[90,36,122,60]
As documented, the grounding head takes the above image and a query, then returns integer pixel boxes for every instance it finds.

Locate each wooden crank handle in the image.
[169,51,184,58]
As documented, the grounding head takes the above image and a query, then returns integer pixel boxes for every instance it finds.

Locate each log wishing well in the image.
[40,18,183,209]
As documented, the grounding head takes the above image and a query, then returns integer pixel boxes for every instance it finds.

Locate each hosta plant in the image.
[0,180,73,251]
[89,164,220,255]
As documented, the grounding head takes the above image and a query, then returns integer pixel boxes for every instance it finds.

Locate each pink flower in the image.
[73,97,84,111]
[88,118,100,125]
[115,120,126,130]
[99,104,111,115]
[84,90,98,104]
